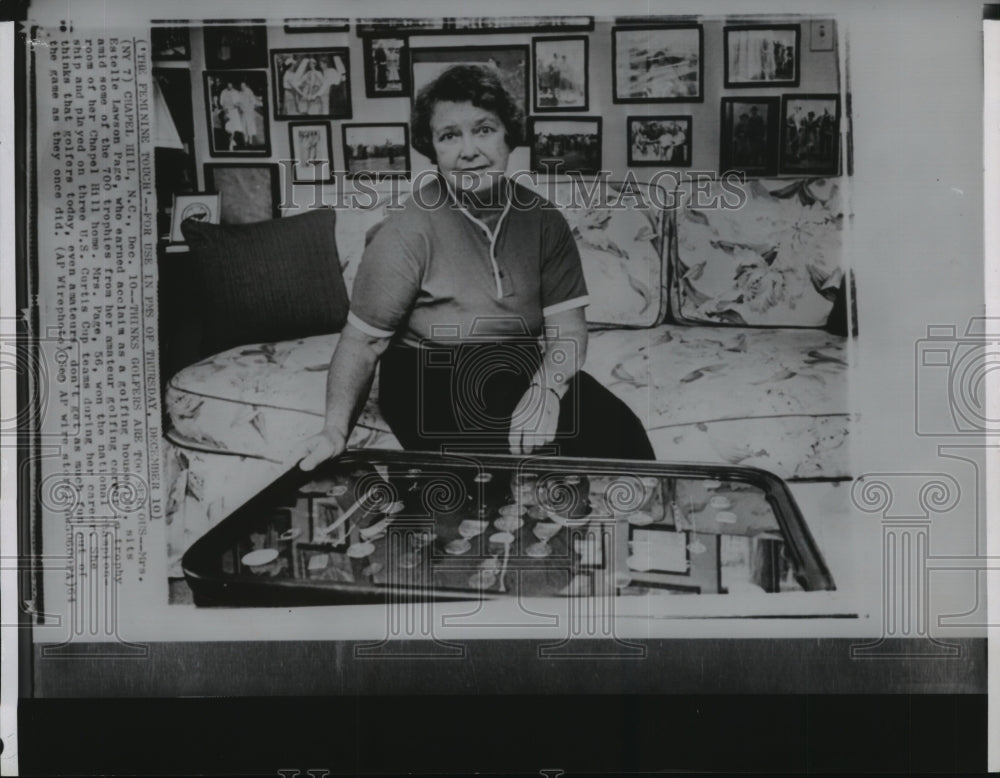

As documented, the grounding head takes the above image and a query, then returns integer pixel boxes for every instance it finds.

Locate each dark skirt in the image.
[378,342,655,461]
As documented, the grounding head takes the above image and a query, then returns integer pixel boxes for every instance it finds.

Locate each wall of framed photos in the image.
[151,15,842,218]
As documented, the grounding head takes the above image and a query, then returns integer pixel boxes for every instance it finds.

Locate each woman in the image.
[298,65,653,471]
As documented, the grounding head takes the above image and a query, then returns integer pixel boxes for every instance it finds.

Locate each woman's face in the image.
[430,100,511,193]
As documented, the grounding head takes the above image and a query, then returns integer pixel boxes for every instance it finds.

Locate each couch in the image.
[162,177,851,575]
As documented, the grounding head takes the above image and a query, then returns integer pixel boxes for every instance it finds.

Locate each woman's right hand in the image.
[295,427,347,471]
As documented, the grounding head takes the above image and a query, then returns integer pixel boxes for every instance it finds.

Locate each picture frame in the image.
[271,48,353,120]
[203,71,271,157]
[342,123,411,180]
[724,25,800,88]
[612,24,703,103]
[532,36,589,112]
[203,23,268,69]
[810,19,836,52]
[410,45,529,137]
[169,192,221,242]
[150,25,190,61]
[627,115,692,167]
[288,122,334,184]
[719,96,780,177]
[203,163,281,224]
[362,35,410,98]
[779,94,841,176]
[356,16,594,36]
[528,116,602,176]
[283,18,350,33]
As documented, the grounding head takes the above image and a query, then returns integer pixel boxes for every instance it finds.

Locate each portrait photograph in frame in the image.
[203,70,271,157]
[362,35,410,98]
[203,163,281,224]
[532,36,589,112]
[719,96,780,176]
[288,122,334,184]
[150,25,190,61]
[627,115,692,167]
[342,123,411,179]
[779,94,841,175]
[410,45,529,136]
[529,116,602,175]
[272,48,353,120]
[169,192,221,242]
[724,25,800,88]
[612,24,703,103]
[203,23,268,69]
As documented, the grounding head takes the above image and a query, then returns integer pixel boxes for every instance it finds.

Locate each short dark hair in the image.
[410,64,524,163]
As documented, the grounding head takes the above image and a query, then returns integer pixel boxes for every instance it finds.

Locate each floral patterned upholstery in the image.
[671,178,845,327]
[520,179,669,328]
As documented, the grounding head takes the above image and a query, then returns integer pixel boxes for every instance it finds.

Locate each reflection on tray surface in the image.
[185,453,831,604]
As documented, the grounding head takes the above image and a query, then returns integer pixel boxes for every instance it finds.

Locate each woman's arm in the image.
[508,306,588,455]
[297,322,391,470]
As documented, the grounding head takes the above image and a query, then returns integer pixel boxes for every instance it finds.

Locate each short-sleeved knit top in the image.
[347,173,589,348]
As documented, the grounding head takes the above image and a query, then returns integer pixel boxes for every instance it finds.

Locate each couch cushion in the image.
[166,325,849,480]
[583,325,850,479]
[181,209,349,357]
[671,178,845,327]
[165,334,393,460]
[520,179,669,328]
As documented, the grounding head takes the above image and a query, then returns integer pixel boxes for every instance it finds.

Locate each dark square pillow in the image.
[181,209,348,358]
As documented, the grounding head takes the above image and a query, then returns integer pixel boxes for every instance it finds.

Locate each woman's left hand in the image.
[508,384,561,455]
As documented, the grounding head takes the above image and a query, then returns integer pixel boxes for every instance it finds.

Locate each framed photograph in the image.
[271,48,352,120]
[810,19,836,51]
[362,36,410,98]
[529,117,602,176]
[288,122,334,184]
[532,36,588,112]
[342,123,411,179]
[203,71,270,157]
[719,96,780,176]
[410,45,529,136]
[612,24,703,103]
[283,18,350,33]
[356,16,594,36]
[150,25,190,61]
[203,163,281,224]
[169,192,221,242]
[724,25,800,88]
[627,115,692,167]
[203,23,268,69]
[779,94,840,175]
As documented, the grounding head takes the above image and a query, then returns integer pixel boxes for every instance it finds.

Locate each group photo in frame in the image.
[627,115,692,166]
[779,93,840,175]
[272,48,353,119]
[203,70,270,157]
[202,23,268,69]
[342,123,411,179]
[532,36,589,112]
[150,25,190,60]
[724,25,800,88]
[529,116,602,175]
[719,96,780,176]
[203,163,281,224]
[355,16,594,36]
[362,35,410,98]
[169,192,221,243]
[612,24,703,103]
[288,122,335,184]
[410,45,529,136]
